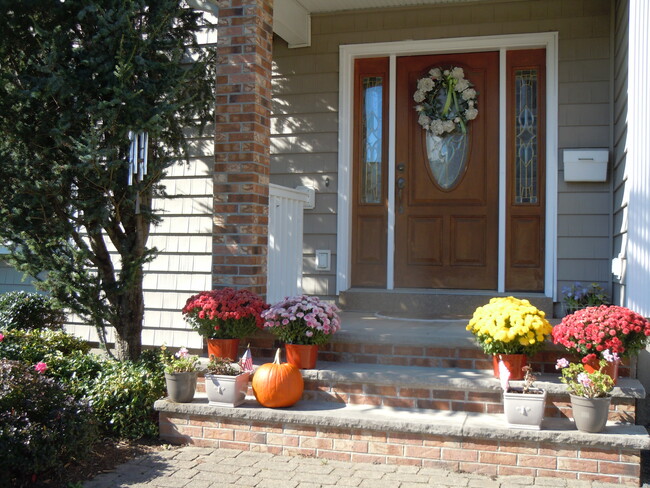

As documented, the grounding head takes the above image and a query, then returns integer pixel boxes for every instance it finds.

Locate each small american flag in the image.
[240,345,254,373]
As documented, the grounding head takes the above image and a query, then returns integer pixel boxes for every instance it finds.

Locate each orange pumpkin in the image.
[252,348,304,408]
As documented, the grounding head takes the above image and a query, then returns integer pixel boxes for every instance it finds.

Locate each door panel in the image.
[395,52,499,289]
[505,49,546,291]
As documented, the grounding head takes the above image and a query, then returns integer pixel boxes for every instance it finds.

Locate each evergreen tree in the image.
[0,0,215,360]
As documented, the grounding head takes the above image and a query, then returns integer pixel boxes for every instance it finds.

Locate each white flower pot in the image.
[204,372,250,407]
[503,387,546,430]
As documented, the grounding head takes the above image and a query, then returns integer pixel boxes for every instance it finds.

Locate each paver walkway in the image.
[82,445,630,488]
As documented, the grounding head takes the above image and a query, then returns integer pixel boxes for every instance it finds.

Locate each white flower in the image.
[415,105,424,112]
[417,77,435,92]
[455,78,469,92]
[443,69,450,76]
[462,88,477,101]
[465,108,478,120]
[454,117,461,123]
[429,68,442,79]
[430,119,445,136]
[413,90,426,103]
[451,67,465,80]
[418,113,431,128]
[443,120,456,132]
[468,100,475,107]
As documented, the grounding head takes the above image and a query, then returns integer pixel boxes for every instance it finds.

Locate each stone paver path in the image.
[82,446,629,488]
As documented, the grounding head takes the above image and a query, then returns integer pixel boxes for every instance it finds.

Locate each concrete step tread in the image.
[154,397,650,451]
[301,361,646,398]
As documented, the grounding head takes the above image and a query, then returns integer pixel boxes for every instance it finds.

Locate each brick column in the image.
[213,0,273,297]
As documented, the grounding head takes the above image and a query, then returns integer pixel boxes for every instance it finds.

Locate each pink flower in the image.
[556,358,570,369]
[577,372,592,388]
[0,333,4,342]
[175,347,189,359]
[34,362,48,374]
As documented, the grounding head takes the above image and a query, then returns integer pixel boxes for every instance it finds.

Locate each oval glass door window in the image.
[425,130,470,190]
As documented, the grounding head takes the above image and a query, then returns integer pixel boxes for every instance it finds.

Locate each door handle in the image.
[396,177,406,214]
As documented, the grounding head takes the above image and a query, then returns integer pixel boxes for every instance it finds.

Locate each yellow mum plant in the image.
[466,297,553,356]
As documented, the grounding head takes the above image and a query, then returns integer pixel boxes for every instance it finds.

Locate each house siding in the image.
[612,0,628,305]
[0,260,36,294]
[271,0,612,299]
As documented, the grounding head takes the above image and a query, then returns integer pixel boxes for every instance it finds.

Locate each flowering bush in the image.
[466,297,553,356]
[562,282,609,314]
[0,359,97,486]
[262,295,341,346]
[556,353,616,398]
[413,66,478,136]
[160,346,199,374]
[182,288,268,339]
[552,305,650,360]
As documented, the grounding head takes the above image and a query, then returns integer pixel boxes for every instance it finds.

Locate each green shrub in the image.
[43,350,104,399]
[0,359,97,487]
[0,328,90,364]
[0,291,65,331]
[84,357,166,439]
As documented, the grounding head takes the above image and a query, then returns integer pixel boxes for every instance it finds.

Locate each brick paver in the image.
[82,446,632,488]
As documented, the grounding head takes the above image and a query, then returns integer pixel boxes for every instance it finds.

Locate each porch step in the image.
[298,361,643,422]
[154,397,650,485]
[246,312,633,377]
[338,288,554,318]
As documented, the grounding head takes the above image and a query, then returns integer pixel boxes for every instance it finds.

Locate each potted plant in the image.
[502,365,547,430]
[466,297,553,380]
[561,282,609,316]
[552,305,650,383]
[555,353,616,433]
[162,346,200,403]
[182,288,268,361]
[204,356,250,407]
[261,295,341,369]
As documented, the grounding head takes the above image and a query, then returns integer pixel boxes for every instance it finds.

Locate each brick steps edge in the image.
[154,398,649,485]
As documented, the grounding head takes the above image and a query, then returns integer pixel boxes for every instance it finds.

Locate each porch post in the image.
[212,0,274,297]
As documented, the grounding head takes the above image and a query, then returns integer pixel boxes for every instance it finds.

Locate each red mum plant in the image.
[552,305,650,362]
[182,288,268,340]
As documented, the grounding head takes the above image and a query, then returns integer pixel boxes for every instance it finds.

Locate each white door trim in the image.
[337,32,559,298]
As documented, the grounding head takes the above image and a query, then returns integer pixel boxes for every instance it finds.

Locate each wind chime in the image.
[127,131,148,214]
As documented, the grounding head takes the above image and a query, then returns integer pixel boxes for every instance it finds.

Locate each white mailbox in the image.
[563,149,609,182]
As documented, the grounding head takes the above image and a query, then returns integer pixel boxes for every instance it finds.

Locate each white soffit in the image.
[274,0,485,48]
[274,0,312,48]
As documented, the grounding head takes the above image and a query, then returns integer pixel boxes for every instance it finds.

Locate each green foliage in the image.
[0,328,90,364]
[558,359,614,398]
[84,357,166,439]
[0,291,65,331]
[0,359,97,487]
[0,0,215,359]
[205,355,240,376]
[160,346,200,374]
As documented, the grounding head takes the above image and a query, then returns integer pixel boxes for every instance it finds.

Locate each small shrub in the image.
[85,357,166,439]
[0,328,90,364]
[43,350,104,399]
[0,291,65,331]
[0,359,97,487]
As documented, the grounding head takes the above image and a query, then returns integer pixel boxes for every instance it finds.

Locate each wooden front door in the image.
[394,52,499,289]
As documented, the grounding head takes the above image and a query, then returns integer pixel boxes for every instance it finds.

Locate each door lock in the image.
[396,177,406,214]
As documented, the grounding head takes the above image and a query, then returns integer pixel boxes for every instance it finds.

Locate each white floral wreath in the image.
[413,66,478,136]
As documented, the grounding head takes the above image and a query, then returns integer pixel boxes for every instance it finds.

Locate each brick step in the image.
[154,397,650,486]
[194,362,644,422]
[245,335,634,378]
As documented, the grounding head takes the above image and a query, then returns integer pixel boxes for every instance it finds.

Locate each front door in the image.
[394,52,499,289]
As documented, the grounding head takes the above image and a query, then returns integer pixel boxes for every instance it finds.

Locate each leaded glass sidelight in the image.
[361,77,383,204]
[514,69,538,204]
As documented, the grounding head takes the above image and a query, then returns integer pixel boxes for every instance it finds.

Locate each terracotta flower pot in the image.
[207,338,240,362]
[492,354,527,380]
[285,344,318,369]
[583,356,619,385]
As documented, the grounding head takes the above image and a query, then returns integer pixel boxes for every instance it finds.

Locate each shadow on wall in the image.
[637,347,650,426]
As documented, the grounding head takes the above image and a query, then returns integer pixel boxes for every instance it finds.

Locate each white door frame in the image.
[337,32,559,298]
